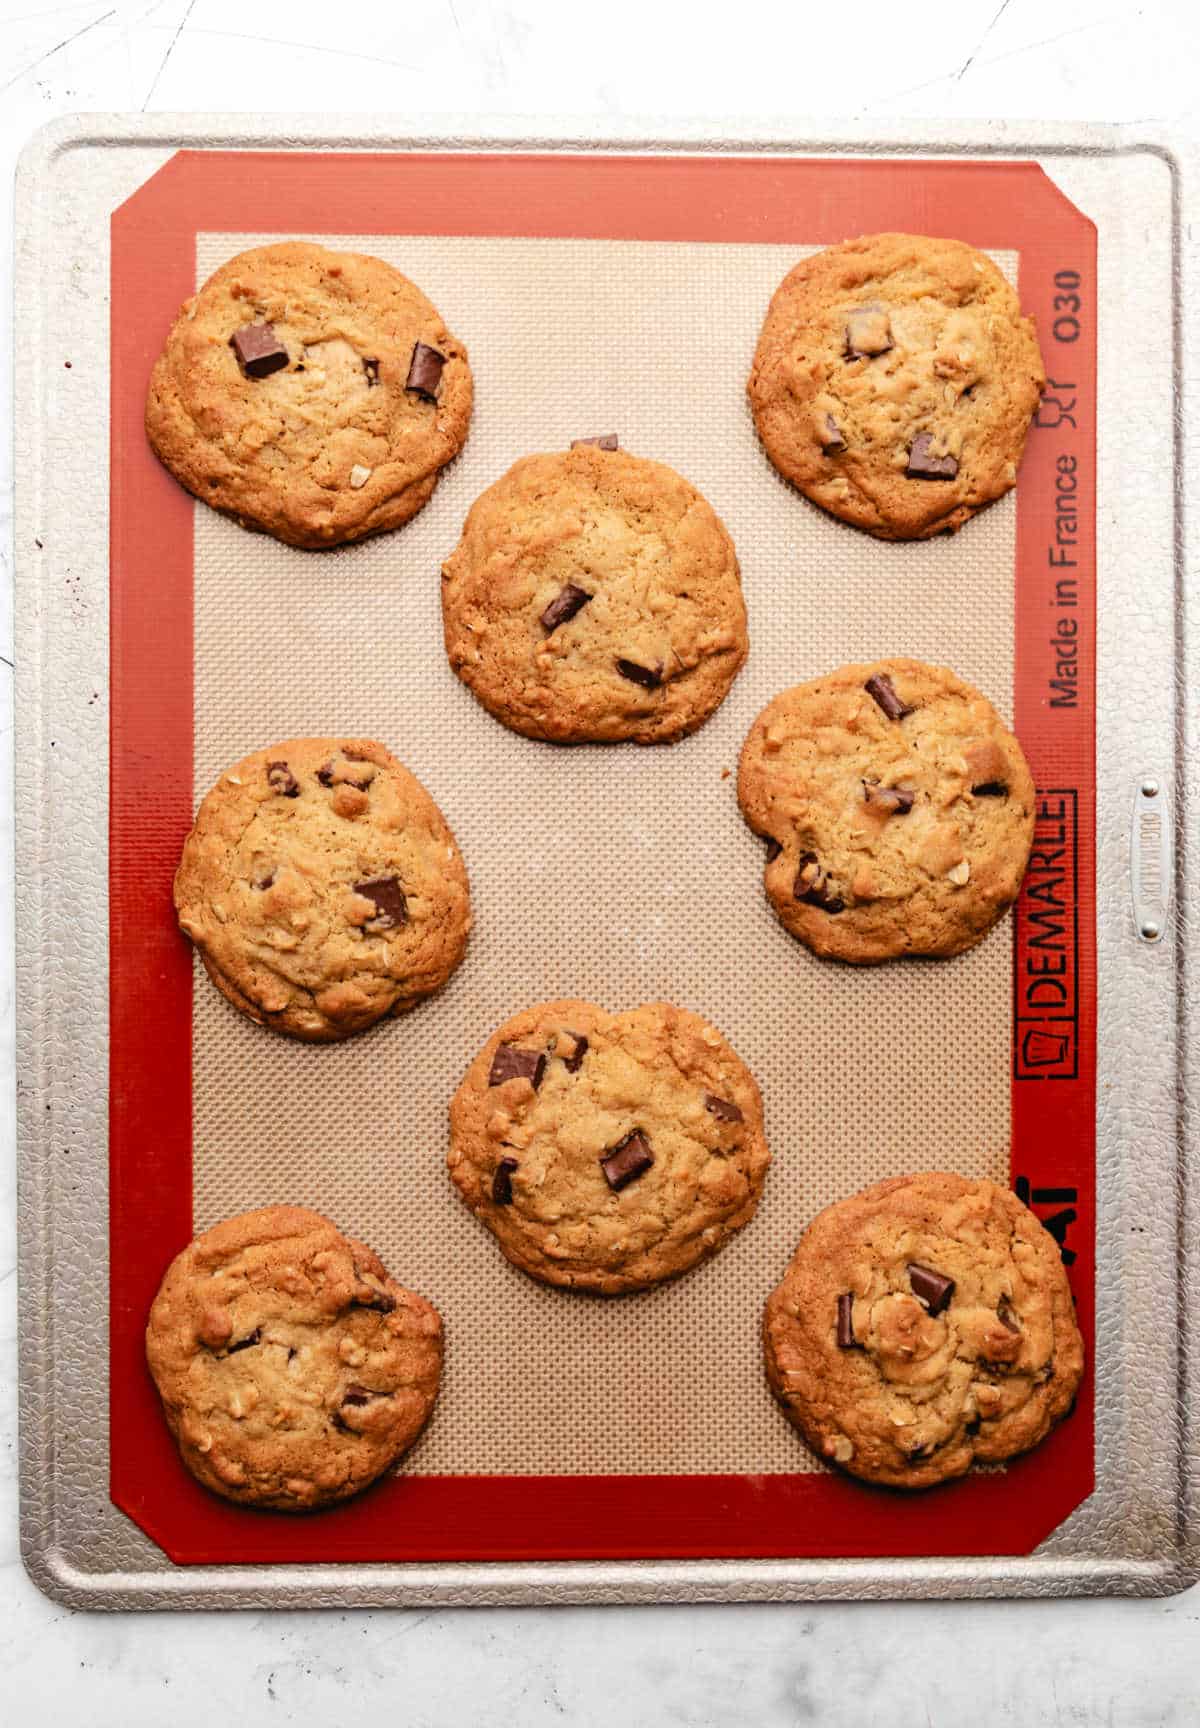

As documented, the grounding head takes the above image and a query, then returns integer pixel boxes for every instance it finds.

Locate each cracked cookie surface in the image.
[174,736,471,1041]
[440,447,748,743]
[737,658,1034,963]
[748,233,1045,540]
[763,1173,1084,1489]
[448,999,771,1293]
[145,1206,443,1510]
[146,241,472,548]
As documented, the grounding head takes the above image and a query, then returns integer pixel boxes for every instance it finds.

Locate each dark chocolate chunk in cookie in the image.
[616,658,663,689]
[864,672,910,721]
[541,584,592,634]
[489,1044,547,1089]
[908,1261,955,1315]
[230,322,289,379]
[794,853,845,913]
[705,1093,744,1123]
[836,1293,858,1349]
[600,1129,654,1191]
[906,433,959,480]
[822,413,847,454]
[492,1156,519,1204]
[562,1032,589,1073]
[354,875,409,931]
[266,760,300,797]
[571,434,619,450]
[405,341,446,402]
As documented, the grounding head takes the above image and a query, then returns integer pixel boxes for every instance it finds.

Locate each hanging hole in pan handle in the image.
[1131,775,1172,943]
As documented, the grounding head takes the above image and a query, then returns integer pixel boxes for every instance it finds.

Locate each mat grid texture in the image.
[192,233,1016,1476]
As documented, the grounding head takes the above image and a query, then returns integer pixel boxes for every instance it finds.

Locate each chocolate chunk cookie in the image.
[748,233,1045,539]
[145,1206,443,1510]
[448,999,771,1293]
[737,658,1034,963]
[440,445,748,743]
[763,1173,1084,1489]
[175,737,471,1041]
[146,241,472,548]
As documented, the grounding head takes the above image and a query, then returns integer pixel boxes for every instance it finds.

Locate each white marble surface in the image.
[2,0,1198,1719]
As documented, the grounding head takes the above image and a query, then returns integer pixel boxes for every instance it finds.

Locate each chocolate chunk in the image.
[906,433,959,480]
[541,584,593,634]
[353,1286,396,1314]
[492,1156,519,1205]
[226,1328,261,1355]
[488,1043,547,1089]
[997,1297,1021,1333]
[405,341,446,402]
[836,1294,858,1349]
[570,434,619,450]
[907,1262,955,1316]
[266,760,299,797]
[822,414,847,454]
[844,307,893,359]
[704,1093,744,1124]
[794,852,845,914]
[341,1383,372,1407]
[863,781,915,815]
[363,357,380,386]
[600,1129,654,1191]
[972,780,1009,798]
[864,672,910,722]
[765,838,783,864]
[230,322,289,379]
[562,1032,589,1073]
[253,870,276,891]
[616,658,663,689]
[317,757,373,790]
[354,875,408,931]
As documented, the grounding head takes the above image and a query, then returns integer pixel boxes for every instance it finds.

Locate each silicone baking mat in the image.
[107,152,1095,1565]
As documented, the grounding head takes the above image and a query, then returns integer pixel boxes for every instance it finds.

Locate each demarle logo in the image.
[1013,791,1079,1081]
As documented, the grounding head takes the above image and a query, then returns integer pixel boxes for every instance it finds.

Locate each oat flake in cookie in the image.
[737,658,1035,963]
[146,241,472,548]
[748,233,1045,540]
[763,1174,1084,1489]
[145,1206,443,1510]
[174,737,470,1041]
[440,445,748,743]
[447,1000,771,1293]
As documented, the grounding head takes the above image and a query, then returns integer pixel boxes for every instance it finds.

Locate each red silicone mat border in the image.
[109,152,1096,1565]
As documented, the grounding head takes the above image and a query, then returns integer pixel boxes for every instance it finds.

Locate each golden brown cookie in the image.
[748,233,1045,539]
[737,658,1034,963]
[146,241,472,548]
[763,1173,1084,1489]
[174,737,471,1041]
[145,1206,443,1510]
[448,999,771,1293]
[440,444,748,743]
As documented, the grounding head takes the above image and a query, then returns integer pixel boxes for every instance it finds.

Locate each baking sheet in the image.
[14,117,1195,1606]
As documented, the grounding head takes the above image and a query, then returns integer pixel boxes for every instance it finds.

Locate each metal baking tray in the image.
[14,115,1198,1608]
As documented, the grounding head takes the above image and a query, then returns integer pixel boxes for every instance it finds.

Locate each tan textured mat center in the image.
[192,232,1015,1476]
